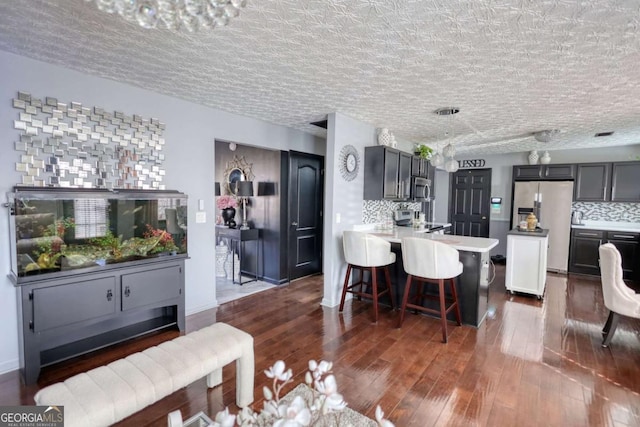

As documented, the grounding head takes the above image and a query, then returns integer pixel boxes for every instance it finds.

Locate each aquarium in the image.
[7,187,188,282]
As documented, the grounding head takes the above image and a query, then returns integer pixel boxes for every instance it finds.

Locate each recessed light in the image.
[594,131,614,137]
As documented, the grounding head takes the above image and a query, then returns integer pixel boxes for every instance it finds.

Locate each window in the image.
[74,199,109,238]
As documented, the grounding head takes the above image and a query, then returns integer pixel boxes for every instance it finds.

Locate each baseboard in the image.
[321,298,339,308]
[260,276,289,285]
[0,358,19,376]
[186,300,219,316]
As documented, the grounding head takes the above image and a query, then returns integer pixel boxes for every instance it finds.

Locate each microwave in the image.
[411,176,432,201]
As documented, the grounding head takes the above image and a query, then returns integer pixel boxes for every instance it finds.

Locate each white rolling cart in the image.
[505,228,549,299]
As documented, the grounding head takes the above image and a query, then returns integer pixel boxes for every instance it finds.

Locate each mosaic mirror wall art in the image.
[12,91,166,189]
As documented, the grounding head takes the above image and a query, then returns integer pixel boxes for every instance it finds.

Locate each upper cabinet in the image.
[574,163,611,201]
[513,164,575,181]
[411,156,428,178]
[364,146,411,200]
[611,161,640,202]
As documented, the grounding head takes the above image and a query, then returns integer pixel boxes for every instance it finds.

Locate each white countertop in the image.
[360,226,499,253]
[571,220,640,233]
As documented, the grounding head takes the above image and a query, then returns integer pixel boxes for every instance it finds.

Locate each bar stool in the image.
[339,231,396,322]
[398,237,463,343]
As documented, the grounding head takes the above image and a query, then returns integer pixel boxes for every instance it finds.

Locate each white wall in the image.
[322,112,376,307]
[0,50,324,375]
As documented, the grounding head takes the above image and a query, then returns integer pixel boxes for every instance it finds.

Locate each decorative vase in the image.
[540,151,551,164]
[215,243,228,278]
[377,128,391,146]
[221,207,236,226]
[528,150,539,165]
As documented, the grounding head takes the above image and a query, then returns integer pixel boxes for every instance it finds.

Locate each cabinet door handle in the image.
[610,234,636,239]
[124,286,131,298]
[106,289,113,301]
[580,232,600,237]
[291,221,298,227]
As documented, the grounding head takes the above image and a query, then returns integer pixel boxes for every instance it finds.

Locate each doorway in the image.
[448,168,492,237]
[288,151,324,280]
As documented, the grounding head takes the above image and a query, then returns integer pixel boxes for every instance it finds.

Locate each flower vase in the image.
[528,150,539,165]
[221,207,236,226]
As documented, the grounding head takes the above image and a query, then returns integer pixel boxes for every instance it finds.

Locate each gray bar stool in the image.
[340,231,396,322]
[398,237,462,343]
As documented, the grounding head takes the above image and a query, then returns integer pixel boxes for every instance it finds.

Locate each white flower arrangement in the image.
[210,360,395,427]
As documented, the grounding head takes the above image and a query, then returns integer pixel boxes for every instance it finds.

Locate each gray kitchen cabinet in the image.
[17,258,186,384]
[611,161,640,202]
[574,163,611,201]
[568,229,639,283]
[513,164,575,181]
[513,165,543,180]
[411,156,428,177]
[606,231,639,281]
[543,164,576,180]
[364,146,411,200]
[569,229,604,276]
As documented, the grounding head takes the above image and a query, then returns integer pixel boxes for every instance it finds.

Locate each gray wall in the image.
[0,50,324,374]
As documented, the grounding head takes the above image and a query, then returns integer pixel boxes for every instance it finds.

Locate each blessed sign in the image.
[458,159,486,168]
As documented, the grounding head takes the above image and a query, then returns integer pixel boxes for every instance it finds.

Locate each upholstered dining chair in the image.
[598,243,640,347]
[339,231,396,323]
[398,237,463,343]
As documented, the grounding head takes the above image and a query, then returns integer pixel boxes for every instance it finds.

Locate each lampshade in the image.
[215,182,221,196]
[257,181,276,196]
[236,180,254,197]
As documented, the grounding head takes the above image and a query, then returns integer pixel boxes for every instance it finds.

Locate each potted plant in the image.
[414,143,433,159]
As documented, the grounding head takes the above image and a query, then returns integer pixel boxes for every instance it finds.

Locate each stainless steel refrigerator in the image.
[511,181,574,273]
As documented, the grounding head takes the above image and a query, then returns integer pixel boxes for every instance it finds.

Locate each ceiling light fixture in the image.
[86,0,248,32]
[533,129,560,143]
[434,107,460,173]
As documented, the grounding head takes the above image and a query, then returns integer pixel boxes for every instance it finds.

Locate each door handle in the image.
[291,222,298,227]
[482,216,487,220]
[124,286,131,298]
[106,289,113,301]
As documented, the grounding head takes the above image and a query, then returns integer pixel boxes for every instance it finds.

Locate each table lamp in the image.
[236,180,253,230]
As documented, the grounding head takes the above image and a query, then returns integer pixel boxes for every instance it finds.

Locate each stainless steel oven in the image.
[411,176,432,201]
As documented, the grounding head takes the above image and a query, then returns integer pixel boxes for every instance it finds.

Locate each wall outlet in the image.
[195,211,206,223]
[336,213,341,224]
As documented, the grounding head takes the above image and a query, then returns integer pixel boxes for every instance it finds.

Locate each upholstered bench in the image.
[34,322,254,427]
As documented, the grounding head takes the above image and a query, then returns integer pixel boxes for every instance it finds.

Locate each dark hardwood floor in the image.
[2,266,640,426]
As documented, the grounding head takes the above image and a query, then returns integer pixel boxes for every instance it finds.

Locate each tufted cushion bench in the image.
[34,322,254,427]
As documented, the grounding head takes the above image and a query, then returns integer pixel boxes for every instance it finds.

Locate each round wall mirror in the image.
[228,168,244,195]
[222,155,254,195]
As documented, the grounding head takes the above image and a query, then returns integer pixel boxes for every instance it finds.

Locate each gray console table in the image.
[216,227,260,285]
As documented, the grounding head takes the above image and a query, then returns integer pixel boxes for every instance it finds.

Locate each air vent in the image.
[310,119,328,129]
[595,131,614,137]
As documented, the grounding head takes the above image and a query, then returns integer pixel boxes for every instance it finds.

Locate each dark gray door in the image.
[288,152,324,280]
[449,168,492,237]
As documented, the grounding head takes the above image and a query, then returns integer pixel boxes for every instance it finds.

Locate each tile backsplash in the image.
[362,200,421,223]
[572,202,640,222]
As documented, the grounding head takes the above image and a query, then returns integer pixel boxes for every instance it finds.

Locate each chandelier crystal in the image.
[87,0,248,32]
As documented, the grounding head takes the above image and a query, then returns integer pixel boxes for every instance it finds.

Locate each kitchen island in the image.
[358,226,499,327]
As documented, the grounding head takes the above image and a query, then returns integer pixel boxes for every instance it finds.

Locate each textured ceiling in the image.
[2,0,640,155]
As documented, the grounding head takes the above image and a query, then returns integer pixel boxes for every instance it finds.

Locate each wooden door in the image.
[449,169,492,237]
[288,152,324,280]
